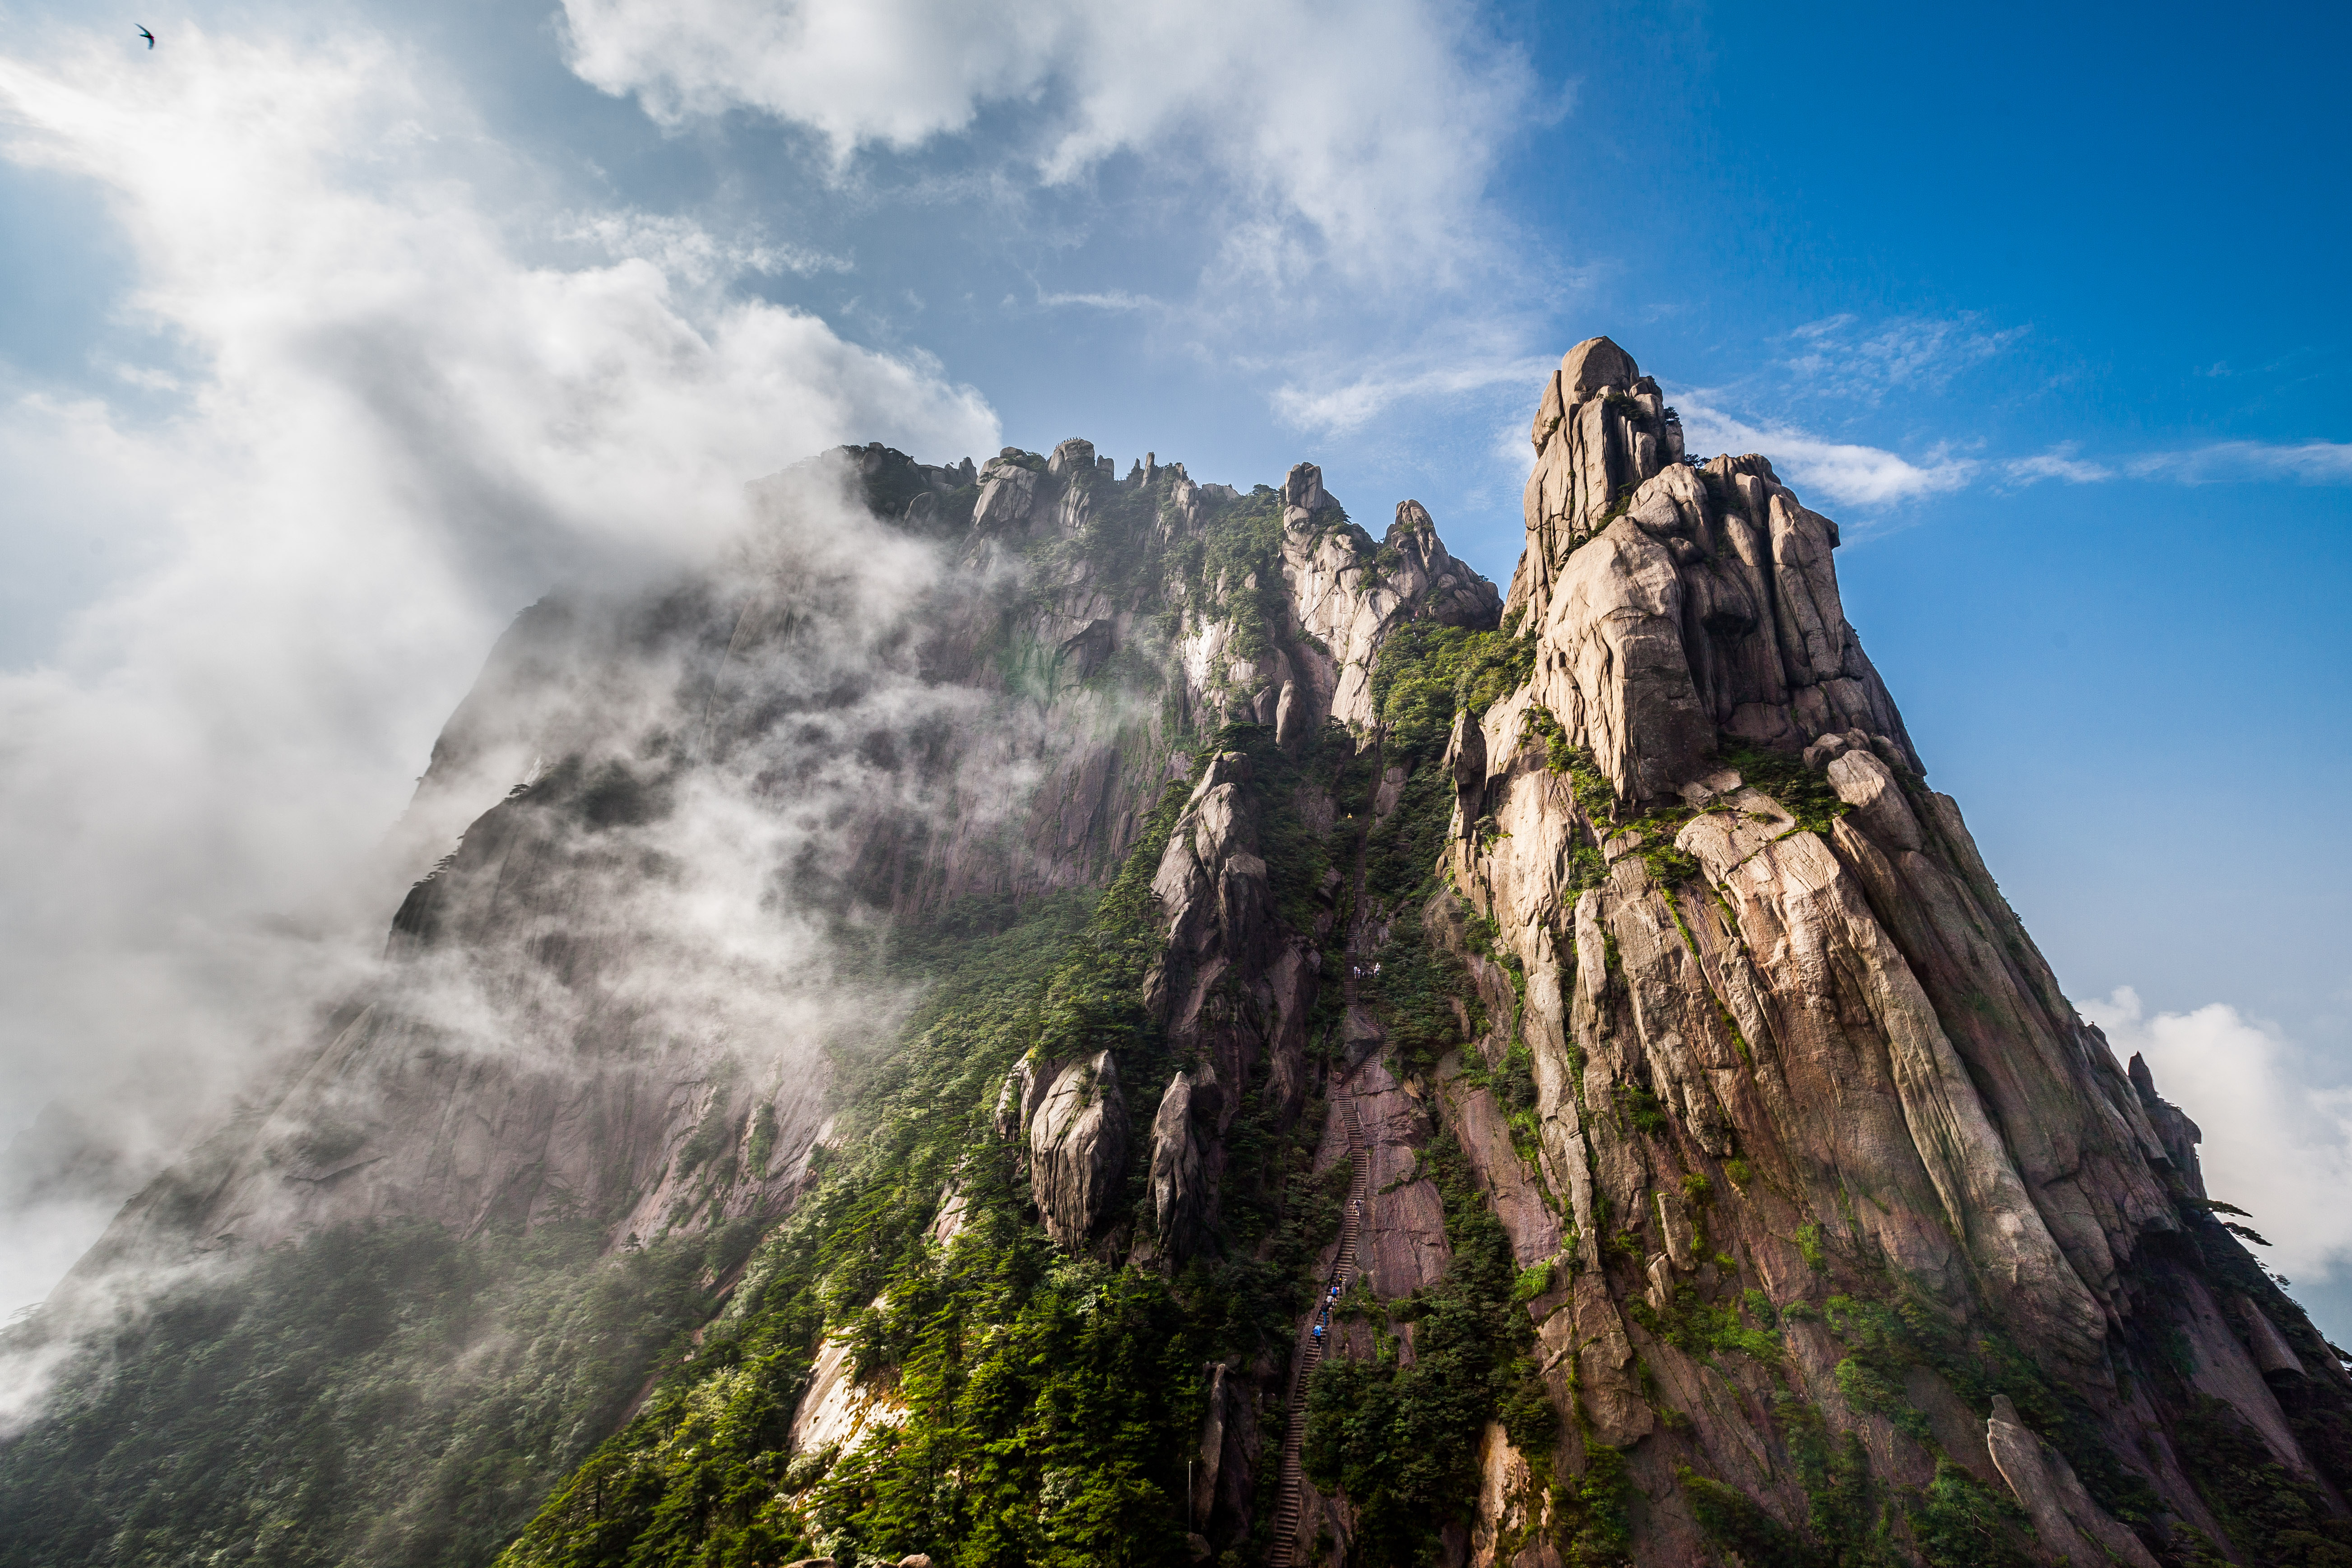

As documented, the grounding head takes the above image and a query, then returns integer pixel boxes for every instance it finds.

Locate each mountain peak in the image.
[9,350,2343,1568]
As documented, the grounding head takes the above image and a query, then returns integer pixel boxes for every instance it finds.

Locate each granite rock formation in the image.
[1391,341,2351,1566]
[16,344,2350,1568]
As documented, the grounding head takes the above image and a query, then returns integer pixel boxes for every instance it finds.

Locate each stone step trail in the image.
[1269,1097,1373,1568]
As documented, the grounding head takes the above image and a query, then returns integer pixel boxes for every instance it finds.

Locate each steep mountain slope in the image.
[5,340,2347,1568]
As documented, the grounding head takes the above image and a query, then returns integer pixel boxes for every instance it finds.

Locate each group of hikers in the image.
[1310,1280,1341,1344]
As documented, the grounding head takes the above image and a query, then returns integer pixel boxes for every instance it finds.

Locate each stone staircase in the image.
[1269,1097,1373,1568]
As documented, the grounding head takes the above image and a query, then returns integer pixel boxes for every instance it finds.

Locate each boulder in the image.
[1281,461,1327,515]
[1191,1362,1230,1528]
[1149,752,1271,994]
[1273,680,1302,747]
[970,459,1039,532]
[1827,748,1923,851]
[1026,1051,1130,1252]
[1445,710,1486,839]
[1149,1067,1220,1258]
[1045,437,1095,479]
[1561,335,1639,399]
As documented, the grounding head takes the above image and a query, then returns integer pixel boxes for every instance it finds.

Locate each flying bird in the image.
[137,26,154,48]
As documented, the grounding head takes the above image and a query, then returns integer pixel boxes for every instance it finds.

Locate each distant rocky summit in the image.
[5,340,2345,1568]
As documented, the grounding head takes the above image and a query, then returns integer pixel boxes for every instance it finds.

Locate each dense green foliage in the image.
[1715,740,1850,837]
[1301,1132,1551,1568]
[500,725,1376,1568]
[1625,1280,1782,1367]
[2171,1396,2352,1567]
[502,782,1208,1568]
[1170,486,1292,664]
[1682,1391,2034,1568]
[1364,622,1533,761]
[1672,1278,2138,1568]
[1812,1292,2156,1529]
[1681,1408,1897,1568]
[1355,617,1534,1080]
[1903,1461,2034,1568]
[0,1219,730,1568]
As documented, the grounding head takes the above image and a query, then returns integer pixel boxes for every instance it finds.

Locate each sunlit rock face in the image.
[1511,336,1915,803]
[1411,339,2339,1563]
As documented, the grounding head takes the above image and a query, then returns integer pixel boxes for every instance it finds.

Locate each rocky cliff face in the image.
[1411,343,2350,1567]
[11,342,2349,1568]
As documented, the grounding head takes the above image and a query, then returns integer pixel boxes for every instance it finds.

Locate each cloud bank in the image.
[2084,987,2352,1288]
[0,21,998,1309]
[558,0,1535,295]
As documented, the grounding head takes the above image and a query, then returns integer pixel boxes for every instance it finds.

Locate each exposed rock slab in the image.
[1986,1395,2159,1568]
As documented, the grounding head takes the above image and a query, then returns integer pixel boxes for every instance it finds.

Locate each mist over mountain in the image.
[2,340,2347,1568]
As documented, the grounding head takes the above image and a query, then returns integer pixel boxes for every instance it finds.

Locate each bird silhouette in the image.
[137,26,154,48]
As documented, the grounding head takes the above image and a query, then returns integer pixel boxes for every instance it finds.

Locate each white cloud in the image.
[1272,351,1555,437]
[0,21,998,1304]
[1674,397,1977,509]
[2005,445,2115,484]
[561,209,854,285]
[1998,438,2352,489]
[2083,987,2352,1285]
[1027,286,1159,313]
[1684,311,2352,501]
[556,0,1535,293]
[2126,439,2352,485]
[1782,312,2027,404]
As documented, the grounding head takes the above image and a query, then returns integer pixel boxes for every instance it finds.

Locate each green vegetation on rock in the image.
[1302,1132,1551,1568]
[0,1219,732,1568]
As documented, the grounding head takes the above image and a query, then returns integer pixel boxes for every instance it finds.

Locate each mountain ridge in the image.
[4,338,2346,1568]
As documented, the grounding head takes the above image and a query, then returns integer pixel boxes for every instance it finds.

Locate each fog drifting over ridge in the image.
[0,0,1543,1326]
[0,19,999,1314]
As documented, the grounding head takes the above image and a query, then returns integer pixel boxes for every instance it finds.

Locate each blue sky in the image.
[1,0,2347,1327]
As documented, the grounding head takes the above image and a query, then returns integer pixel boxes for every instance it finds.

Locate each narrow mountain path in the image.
[1269,1095,1373,1568]
[1341,726,1382,1014]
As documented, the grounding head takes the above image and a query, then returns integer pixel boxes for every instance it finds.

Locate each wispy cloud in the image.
[561,210,854,285]
[1781,312,2028,404]
[2004,445,2115,485]
[1729,311,2352,501]
[1675,397,1976,509]
[2126,439,2352,484]
[2002,438,2352,487]
[1272,352,1555,437]
[1680,401,2352,507]
[1025,286,1159,313]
